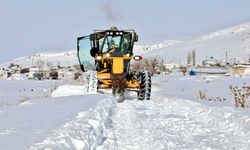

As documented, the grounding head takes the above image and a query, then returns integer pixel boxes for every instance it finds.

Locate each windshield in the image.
[100,34,132,55]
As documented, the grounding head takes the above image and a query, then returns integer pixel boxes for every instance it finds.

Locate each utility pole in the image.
[225,51,228,67]
[31,54,34,67]
[192,49,196,66]
[161,56,164,75]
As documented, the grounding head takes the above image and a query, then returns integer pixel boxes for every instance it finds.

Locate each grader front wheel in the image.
[137,71,151,100]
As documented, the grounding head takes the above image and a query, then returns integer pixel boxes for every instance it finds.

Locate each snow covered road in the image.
[102,95,250,150]
[1,78,250,150]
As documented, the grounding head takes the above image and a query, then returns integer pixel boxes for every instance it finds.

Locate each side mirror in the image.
[134,34,139,42]
[90,34,95,41]
[134,56,142,61]
[90,47,99,57]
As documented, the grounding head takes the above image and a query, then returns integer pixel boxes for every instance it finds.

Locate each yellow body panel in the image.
[97,72,140,90]
[112,57,124,74]
[97,73,110,79]
[97,54,139,90]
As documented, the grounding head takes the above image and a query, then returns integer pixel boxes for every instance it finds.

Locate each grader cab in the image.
[77,27,151,101]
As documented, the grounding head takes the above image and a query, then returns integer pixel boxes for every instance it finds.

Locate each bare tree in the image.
[159,57,167,73]
[131,61,142,72]
[143,59,150,73]
[8,63,15,69]
[143,58,159,74]
[150,58,159,74]
[46,61,53,69]
[179,65,187,75]
[187,52,192,65]
[192,50,196,66]
[36,60,45,69]
[230,84,250,108]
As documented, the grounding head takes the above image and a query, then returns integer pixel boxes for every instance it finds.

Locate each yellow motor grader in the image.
[77,27,151,101]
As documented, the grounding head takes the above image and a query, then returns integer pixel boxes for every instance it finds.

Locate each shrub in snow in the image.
[203,77,211,83]
[230,84,250,108]
[198,90,207,100]
[198,89,226,102]
[179,66,187,75]
[17,96,31,105]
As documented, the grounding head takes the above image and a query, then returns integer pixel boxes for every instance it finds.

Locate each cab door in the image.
[77,36,95,71]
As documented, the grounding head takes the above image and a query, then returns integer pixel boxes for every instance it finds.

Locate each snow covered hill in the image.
[143,22,250,64]
[134,40,182,55]
[1,50,78,68]
[2,22,250,68]
[1,40,181,68]
[2,40,181,68]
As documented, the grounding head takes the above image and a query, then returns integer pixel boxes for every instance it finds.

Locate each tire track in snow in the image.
[102,95,250,150]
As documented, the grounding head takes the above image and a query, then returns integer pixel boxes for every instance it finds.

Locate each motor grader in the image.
[77,27,151,101]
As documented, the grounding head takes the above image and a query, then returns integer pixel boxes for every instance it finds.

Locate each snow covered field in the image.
[0,79,58,107]
[1,74,250,150]
[154,74,250,108]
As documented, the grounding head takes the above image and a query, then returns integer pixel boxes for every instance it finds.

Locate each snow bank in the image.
[30,98,116,150]
[51,85,87,97]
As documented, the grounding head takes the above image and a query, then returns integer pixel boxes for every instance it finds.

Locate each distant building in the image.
[202,57,222,67]
[49,69,58,80]
[0,68,7,78]
[229,65,250,76]
[28,67,42,80]
[58,66,78,80]
[164,63,180,69]
[229,57,241,66]
[20,68,30,74]
[8,63,21,74]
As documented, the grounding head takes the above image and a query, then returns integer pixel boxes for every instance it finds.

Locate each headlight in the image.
[134,56,142,61]
[96,56,102,61]
[106,53,110,57]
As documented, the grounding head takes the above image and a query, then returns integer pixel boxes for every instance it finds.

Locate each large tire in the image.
[137,71,151,100]
[86,70,98,93]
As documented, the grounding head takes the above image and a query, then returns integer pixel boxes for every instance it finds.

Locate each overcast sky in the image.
[1,0,250,62]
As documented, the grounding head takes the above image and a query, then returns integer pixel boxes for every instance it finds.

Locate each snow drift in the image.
[30,98,115,150]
